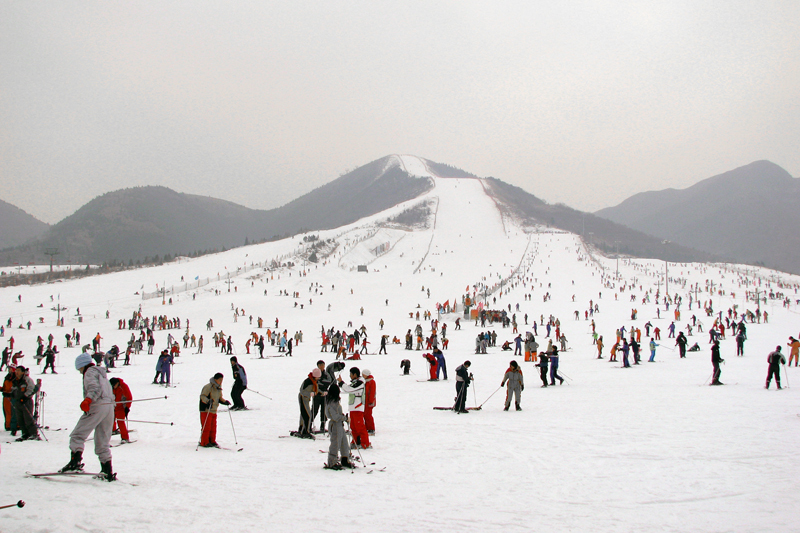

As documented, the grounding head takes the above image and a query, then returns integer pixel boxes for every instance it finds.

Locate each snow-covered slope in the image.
[1,177,800,533]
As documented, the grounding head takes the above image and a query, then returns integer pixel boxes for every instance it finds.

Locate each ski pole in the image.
[23,402,48,442]
[196,404,213,451]
[125,419,174,426]
[227,408,238,445]
[478,385,503,409]
[783,363,790,388]
[95,396,168,407]
[245,388,272,400]
[0,500,25,510]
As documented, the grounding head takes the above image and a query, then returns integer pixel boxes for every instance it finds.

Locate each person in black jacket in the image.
[710,340,724,385]
[312,360,332,431]
[454,361,472,413]
[765,346,786,389]
[229,357,247,410]
[676,332,688,358]
[536,353,549,387]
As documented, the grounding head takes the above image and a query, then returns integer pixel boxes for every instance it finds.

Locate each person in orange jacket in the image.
[363,369,376,435]
[109,378,133,442]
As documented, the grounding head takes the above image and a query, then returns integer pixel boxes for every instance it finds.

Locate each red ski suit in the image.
[364,376,376,432]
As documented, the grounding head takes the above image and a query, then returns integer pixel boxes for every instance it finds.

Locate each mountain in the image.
[0,155,433,265]
[0,199,50,249]
[484,178,714,263]
[594,160,800,273]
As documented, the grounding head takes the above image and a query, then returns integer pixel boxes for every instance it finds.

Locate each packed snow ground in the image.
[2,176,800,533]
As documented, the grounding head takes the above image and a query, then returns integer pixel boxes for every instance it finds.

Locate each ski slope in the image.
[1,183,800,533]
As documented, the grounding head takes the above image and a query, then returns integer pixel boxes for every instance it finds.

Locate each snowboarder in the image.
[501,360,524,411]
[199,373,231,448]
[229,357,247,410]
[60,353,116,481]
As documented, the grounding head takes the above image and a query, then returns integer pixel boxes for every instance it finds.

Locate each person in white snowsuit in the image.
[324,382,353,469]
[60,353,116,481]
[501,360,524,411]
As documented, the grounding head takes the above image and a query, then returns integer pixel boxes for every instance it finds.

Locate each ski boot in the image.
[59,451,84,473]
[340,456,355,469]
[324,462,343,470]
[515,403,522,411]
[100,460,117,482]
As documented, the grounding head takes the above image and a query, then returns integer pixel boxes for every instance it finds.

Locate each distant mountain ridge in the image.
[0,156,433,265]
[0,199,50,249]
[484,179,714,263]
[595,160,800,273]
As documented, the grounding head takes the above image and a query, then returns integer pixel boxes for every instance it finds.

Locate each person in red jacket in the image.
[363,369,376,435]
[109,378,133,443]
[423,353,438,380]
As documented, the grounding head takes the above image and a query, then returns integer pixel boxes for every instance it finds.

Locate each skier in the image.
[199,373,231,448]
[549,347,564,385]
[454,361,472,413]
[710,340,724,385]
[108,377,133,443]
[338,367,370,448]
[535,353,549,387]
[765,346,786,389]
[736,329,746,356]
[324,382,353,470]
[296,368,320,438]
[433,347,447,380]
[11,366,37,441]
[501,360,524,411]
[2,367,13,431]
[400,359,411,375]
[787,337,799,367]
[363,369,376,435]
[59,353,116,481]
[307,361,329,432]
[676,332,688,358]
[648,338,659,362]
[423,353,438,380]
[229,356,247,410]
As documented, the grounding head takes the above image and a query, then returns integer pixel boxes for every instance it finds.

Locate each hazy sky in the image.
[2,1,798,224]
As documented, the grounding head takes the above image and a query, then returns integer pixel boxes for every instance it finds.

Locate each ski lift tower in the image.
[44,248,59,273]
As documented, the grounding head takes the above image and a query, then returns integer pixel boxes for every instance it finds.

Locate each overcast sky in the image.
[1,1,798,224]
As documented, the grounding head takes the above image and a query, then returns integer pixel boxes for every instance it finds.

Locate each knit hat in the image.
[311,368,322,378]
[362,369,372,377]
[75,353,93,370]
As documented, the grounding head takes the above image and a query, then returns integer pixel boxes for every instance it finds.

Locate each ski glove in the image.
[80,398,93,412]
[124,407,130,416]
[221,400,231,406]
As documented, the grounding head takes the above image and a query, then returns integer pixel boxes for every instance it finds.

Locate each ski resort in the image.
[2,157,799,532]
